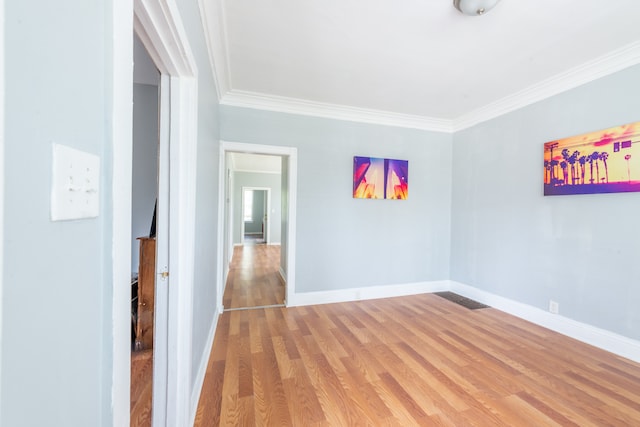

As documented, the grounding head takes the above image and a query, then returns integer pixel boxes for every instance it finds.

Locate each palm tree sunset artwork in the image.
[544,121,640,195]
[353,156,408,199]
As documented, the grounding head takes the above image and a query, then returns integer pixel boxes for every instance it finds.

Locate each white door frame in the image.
[217,142,298,311]
[0,0,4,412]
[113,1,198,426]
[241,187,271,245]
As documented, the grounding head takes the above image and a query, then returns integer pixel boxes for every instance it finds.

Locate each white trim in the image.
[217,141,298,310]
[214,41,640,134]
[453,41,640,131]
[166,75,198,427]
[197,0,230,99]
[233,168,282,175]
[217,146,227,293]
[221,89,454,133]
[285,278,640,362]
[189,305,221,427]
[449,281,640,363]
[284,149,297,306]
[0,0,5,416]
[132,1,198,427]
[134,0,197,77]
[278,267,287,284]
[287,281,450,307]
[112,1,134,426]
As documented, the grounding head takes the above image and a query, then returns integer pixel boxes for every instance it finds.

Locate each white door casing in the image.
[217,142,298,309]
[113,0,198,426]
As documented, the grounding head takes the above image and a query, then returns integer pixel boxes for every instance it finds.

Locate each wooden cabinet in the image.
[135,237,156,350]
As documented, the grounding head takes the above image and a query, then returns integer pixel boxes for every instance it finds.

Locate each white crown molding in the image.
[198,0,231,100]
[216,41,640,134]
[453,40,640,132]
[201,5,640,133]
[221,89,455,133]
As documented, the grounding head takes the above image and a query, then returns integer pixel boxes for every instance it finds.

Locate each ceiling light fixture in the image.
[453,0,501,16]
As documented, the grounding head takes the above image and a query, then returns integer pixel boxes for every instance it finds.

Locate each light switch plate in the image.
[51,144,100,221]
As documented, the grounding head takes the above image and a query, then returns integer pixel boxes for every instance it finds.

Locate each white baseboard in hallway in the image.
[287,280,450,307]
[449,280,640,363]
[286,279,640,363]
[189,305,222,427]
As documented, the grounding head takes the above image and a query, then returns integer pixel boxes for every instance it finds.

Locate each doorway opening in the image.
[217,142,298,313]
[242,187,270,245]
[113,3,199,426]
[130,32,160,426]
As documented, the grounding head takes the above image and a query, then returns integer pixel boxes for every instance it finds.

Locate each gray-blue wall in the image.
[451,64,640,341]
[1,0,222,424]
[221,107,453,293]
[2,0,110,424]
[131,84,159,274]
[174,0,222,392]
[244,189,265,234]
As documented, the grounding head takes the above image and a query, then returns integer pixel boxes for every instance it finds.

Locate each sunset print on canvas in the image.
[543,121,640,196]
[353,156,408,200]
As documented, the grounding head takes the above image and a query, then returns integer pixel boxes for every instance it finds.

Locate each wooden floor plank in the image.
[194,247,640,426]
[130,349,153,427]
[223,244,284,309]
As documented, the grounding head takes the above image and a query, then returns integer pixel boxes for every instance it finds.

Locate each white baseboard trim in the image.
[287,280,450,307]
[189,305,223,426]
[449,281,640,363]
[278,266,286,283]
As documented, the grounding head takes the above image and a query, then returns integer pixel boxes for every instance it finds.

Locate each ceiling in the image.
[201,0,640,131]
[230,153,282,174]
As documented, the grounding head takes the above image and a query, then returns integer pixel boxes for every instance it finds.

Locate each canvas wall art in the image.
[543,121,640,196]
[353,156,408,199]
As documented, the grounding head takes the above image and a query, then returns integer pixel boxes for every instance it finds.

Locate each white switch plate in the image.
[51,144,100,221]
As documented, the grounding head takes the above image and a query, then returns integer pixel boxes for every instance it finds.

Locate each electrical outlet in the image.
[549,300,559,314]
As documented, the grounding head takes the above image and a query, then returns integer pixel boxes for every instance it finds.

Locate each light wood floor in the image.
[223,244,284,309]
[194,293,640,426]
[131,348,152,427]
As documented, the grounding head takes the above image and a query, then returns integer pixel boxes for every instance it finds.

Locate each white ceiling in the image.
[230,153,282,174]
[201,0,640,131]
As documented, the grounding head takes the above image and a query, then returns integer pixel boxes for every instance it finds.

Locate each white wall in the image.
[221,107,453,293]
[451,64,640,341]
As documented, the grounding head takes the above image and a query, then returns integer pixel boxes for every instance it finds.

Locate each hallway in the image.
[223,244,284,309]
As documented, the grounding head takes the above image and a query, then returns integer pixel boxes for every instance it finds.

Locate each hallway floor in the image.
[223,244,284,309]
[194,293,640,426]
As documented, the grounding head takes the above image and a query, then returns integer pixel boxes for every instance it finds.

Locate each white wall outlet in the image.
[549,300,559,314]
[51,144,100,221]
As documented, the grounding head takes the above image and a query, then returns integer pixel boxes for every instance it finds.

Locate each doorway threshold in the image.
[223,304,285,312]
